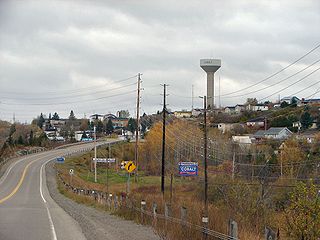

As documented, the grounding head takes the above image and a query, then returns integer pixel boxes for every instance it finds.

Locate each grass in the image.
[55,143,287,239]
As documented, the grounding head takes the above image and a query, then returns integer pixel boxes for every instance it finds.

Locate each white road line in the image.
[0,151,53,186]
[40,159,58,240]
[0,157,26,186]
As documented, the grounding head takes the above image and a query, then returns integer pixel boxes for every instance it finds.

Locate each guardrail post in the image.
[108,194,112,210]
[181,206,187,237]
[229,219,238,240]
[165,203,172,236]
[152,202,157,226]
[141,200,146,224]
[114,195,118,210]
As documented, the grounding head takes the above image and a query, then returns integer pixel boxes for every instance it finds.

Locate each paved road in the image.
[0,141,115,240]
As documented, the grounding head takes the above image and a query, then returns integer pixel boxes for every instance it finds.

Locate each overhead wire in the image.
[220,42,320,96]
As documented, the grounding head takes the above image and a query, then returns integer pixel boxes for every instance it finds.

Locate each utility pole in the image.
[106,143,111,193]
[192,84,194,111]
[94,126,97,183]
[219,75,221,109]
[161,84,168,198]
[134,73,141,182]
[264,117,267,131]
[200,95,208,239]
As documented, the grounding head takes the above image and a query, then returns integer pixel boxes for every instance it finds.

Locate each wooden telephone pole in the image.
[134,73,141,182]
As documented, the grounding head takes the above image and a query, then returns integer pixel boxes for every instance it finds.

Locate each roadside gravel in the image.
[46,161,161,240]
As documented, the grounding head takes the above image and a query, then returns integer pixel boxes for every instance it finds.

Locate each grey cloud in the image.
[0,0,319,122]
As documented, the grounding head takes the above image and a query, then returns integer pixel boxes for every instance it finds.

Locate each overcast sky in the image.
[0,0,320,123]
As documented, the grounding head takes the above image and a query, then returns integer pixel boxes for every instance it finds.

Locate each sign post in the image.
[124,161,136,194]
[69,169,74,185]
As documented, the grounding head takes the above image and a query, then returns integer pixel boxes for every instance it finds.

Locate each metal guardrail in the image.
[57,171,237,240]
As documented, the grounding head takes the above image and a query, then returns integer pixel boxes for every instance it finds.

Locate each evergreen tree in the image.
[106,119,114,134]
[17,135,24,145]
[29,130,34,145]
[96,120,104,133]
[300,111,313,130]
[52,112,60,120]
[38,113,45,128]
[127,118,137,134]
[68,110,76,120]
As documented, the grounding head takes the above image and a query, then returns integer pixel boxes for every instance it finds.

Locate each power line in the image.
[258,66,320,102]
[0,82,137,101]
[220,42,320,96]
[0,90,136,106]
[0,74,138,95]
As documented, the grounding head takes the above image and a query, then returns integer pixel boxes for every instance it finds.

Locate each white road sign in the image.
[92,158,116,163]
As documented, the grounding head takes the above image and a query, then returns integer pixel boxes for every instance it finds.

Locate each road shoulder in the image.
[45,161,160,240]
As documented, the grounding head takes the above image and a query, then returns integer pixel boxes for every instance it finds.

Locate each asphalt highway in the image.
[0,141,116,240]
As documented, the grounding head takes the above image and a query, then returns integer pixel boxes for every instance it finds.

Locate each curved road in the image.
[0,142,112,240]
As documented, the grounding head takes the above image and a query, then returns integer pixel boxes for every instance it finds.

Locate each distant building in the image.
[191,108,202,117]
[254,127,293,140]
[280,96,300,105]
[224,104,245,114]
[246,104,269,112]
[301,98,320,105]
[232,135,253,144]
[104,114,129,129]
[235,104,246,113]
[174,110,192,118]
[217,123,234,133]
[246,117,265,128]
[296,129,319,143]
[224,106,236,114]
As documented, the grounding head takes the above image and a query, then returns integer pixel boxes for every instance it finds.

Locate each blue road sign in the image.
[81,138,93,142]
[56,157,65,163]
[179,162,198,176]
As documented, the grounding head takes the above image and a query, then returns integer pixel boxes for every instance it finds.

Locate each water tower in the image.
[200,59,221,109]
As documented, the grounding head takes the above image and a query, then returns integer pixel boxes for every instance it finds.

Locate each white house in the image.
[218,123,235,133]
[174,110,192,118]
[235,104,246,113]
[224,106,236,114]
[232,135,253,144]
[246,104,269,112]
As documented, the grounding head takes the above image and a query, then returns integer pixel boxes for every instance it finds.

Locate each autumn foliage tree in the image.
[285,182,320,239]
[140,119,202,175]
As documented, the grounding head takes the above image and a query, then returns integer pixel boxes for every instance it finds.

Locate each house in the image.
[174,110,192,118]
[191,108,202,117]
[218,123,235,133]
[232,135,253,144]
[296,129,319,143]
[254,127,293,140]
[280,96,300,105]
[224,106,236,114]
[246,117,265,128]
[104,114,129,129]
[235,104,246,113]
[246,104,269,112]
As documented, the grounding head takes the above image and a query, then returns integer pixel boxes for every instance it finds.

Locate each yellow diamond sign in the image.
[124,161,136,173]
